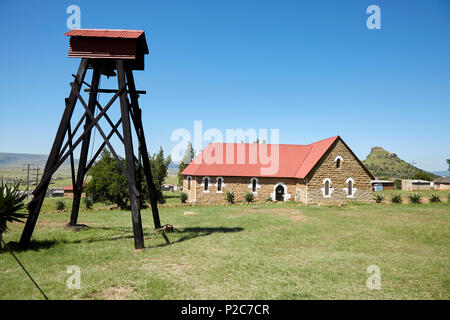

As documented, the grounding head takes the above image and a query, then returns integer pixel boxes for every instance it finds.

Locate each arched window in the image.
[321,178,333,198]
[335,156,343,169]
[187,176,192,190]
[217,177,222,192]
[202,177,211,193]
[248,177,259,194]
[344,178,356,197]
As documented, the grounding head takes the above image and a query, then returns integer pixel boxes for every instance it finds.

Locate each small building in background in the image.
[371,180,394,191]
[401,179,431,191]
[433,177,450,190]
[161,184,175,192]
[51,188,64,197]
[63,183,85,198]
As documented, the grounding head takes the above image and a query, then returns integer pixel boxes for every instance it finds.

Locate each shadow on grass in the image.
[0,239,58,253]
[2,226,244,251]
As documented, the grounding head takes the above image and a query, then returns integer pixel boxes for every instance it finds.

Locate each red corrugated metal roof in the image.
[181,136,340,179]
[64,29,144,39]
[64,182,85,191]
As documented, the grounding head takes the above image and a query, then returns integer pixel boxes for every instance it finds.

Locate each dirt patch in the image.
[91,286,135,300]
[184,211,197,215]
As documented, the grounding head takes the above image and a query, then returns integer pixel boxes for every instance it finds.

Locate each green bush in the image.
[448,193,450,202]
[428,194,441,203]
[0,181,28,248]
[391,194,402,204]
[372,193,385,203]
[225,192,235,204]
[180,192,188,203]
[244,192,254,203]
[84,196,94,210]
[265,196,273,202]
[55,200,66,211]
[408,193,421,204]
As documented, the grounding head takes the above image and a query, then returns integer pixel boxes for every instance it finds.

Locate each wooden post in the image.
[126,67,162,229]
[116,60,145,249]
[69,66,101,226]
[19,59,89,249]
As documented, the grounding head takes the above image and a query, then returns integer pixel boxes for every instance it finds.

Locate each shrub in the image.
[244,192,254,203]
[448,193,450,202]
[372,193,385,203]
[225,192,235,204]
[180,192,188,203]
[408,192,421,204]
[391,194,402,204]
[55,200,66,211]
[0,181,28,248]
[265,196,273,202]
[84,196,94,210]
[428,194,441,203]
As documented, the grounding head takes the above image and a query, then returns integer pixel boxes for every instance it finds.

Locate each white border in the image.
[201,176,211,193]
[215,176,225,193]
[271,182,291,201]
[321,178,334,198]
[343,177,357,198]
[247,177,261,195]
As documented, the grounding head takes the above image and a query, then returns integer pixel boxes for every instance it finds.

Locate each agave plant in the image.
[0,181,28,248]
[225,191,235,204]
[372,193,385,203]
[428,194,441,203]
[408,192,422,204]
[391,194,402,204]
[244,192,254,203]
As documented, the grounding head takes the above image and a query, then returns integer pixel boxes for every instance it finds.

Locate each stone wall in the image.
[183,175,299,204]
[306,139,373,204]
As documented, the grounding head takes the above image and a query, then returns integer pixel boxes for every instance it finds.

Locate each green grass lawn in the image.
[0,201,449,300]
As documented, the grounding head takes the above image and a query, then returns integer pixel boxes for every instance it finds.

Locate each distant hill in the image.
[430,170,450,177]
[0,152,76,168]
[363,147,439,180]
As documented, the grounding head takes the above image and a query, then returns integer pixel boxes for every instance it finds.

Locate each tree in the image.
[447,159,450,171]
[146,147,171,204]
[85,150,129,209]
[86,148,172,208]
[412,171,432,181]
[0,181,28,248]
[177,141,195,185]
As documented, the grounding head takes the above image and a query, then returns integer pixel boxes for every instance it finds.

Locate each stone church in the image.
[181,136,374,204]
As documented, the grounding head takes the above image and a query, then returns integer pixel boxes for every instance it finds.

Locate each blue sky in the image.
[0,0,449,171]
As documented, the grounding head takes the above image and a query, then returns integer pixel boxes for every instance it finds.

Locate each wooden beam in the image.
[84,88,146,95]
[126,65,162,229]
[117,60,145,249]
[19,59,89,249]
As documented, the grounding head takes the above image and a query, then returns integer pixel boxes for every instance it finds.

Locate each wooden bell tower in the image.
[19,29,162,250]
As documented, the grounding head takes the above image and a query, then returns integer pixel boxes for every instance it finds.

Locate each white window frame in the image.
[215,177,225,193]
[334,156,343,168]
[343,177,357,198]
[321,178,334,198]
[271,182,291,201]
[201,176,211,193]
[248,177,261,195]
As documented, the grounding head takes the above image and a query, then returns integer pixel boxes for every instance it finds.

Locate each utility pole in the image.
[23,164,31,196]
[35,165,40,192]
